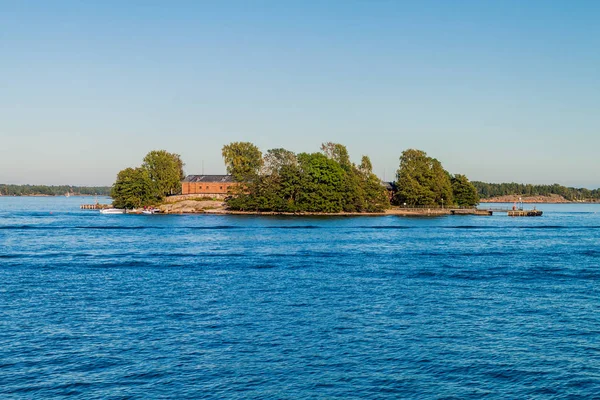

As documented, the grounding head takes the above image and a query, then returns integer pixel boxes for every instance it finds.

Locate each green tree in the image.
[321,142,351,169]
[358,155,390,212]
[111,167,154,209]
[431,159,454,206]
[359,155,373,175]
[320,142,365,212]
[261,148,301,211]
[295,152,345,212]
[451,174,480,206]
[222,142,263,181]
[142,150,185,199]
[394,149,435,206]
[225,143,389,213]
[394,149,453,206]
[262,148,298,175]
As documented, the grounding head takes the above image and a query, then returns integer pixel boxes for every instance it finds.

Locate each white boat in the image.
[100,208,125,214]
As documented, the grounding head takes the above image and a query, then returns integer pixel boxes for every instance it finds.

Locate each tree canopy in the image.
[452,174,480,207]
[111,167,154,209]
[393,149,453,206]
[225,142,390,213]
[222,142,263,182]
[110,149,185,208]
[393,149,480,207]
[142,150,185,198]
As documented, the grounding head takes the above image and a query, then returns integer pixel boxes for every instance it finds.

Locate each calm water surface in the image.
[1,197,599,398]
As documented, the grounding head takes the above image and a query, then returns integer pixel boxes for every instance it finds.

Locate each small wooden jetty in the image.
[450,209,493,216]
[389,207,492,216]
[80,203,111,210]
[477,206,543,217]
[391,203,543,217]
[507,209,543,217]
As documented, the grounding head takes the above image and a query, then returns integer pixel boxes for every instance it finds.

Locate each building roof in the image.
[382,181,396,191]
[182,175,235,183]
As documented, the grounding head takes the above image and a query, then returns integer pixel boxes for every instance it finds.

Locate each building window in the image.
[220,186,223,190]
[206,186,209,189]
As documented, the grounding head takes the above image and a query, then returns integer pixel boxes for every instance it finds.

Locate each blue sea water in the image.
[1,197,599,399]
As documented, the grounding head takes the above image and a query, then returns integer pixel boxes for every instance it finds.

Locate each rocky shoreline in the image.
[156,200,453,216]
[101,197,598,217]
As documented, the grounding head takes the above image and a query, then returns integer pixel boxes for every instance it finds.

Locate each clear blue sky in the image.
[1,0,599,187]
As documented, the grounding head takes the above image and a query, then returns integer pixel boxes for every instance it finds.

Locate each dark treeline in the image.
[0,184,111,196]
[473,182,600,201]
[223,142,390,212]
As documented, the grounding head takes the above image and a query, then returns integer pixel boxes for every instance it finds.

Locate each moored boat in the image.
[99,208,125,214]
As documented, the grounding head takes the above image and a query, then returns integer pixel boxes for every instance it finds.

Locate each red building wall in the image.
[182,182,236,195]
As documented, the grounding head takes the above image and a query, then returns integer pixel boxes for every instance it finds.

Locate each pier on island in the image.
[80,203,111,210]
[391,204,543,216]
[475,206,543,217]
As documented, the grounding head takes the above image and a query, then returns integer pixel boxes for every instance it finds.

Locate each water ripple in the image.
[1,198,600,398]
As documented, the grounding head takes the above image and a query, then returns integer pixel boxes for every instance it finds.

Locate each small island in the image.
[107,142,480,216]
[7,144,597,216]
[100,142,600,217]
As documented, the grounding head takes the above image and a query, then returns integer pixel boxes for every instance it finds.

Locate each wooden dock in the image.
[507,210,543,217]
[80,204,111,210]
[477,207,543,217]
[450,209,493,216]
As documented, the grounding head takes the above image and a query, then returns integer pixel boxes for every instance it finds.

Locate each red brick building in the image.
[181,175,236,197]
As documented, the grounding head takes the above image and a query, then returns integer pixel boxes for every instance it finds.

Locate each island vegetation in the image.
[107,143,480,213]
[111,150,184,209]
[223,142,390,212]
[221,142,479,212]
[392,149,479,207]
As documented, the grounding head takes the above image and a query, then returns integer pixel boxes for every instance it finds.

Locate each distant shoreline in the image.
[479,194,598,204]
[0,194,105,197]
[481,201,599,204]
